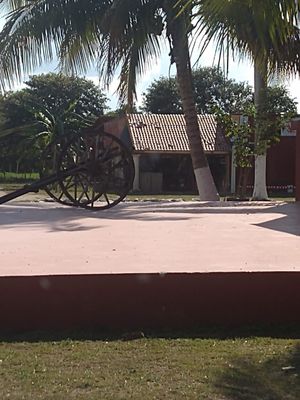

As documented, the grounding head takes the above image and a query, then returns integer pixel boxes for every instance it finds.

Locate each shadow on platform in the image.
[0,201,299,236]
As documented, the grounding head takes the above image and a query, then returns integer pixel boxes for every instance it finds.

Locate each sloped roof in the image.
[127,113,230,153]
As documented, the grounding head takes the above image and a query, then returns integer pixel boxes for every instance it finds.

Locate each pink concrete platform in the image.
[0,201,300,331]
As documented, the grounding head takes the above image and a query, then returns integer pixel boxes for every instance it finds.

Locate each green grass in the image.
[0,178,296,203]
[126,193,296,202]
[126,193,198,202]
[0,330,299,400]
[0,171,39,183]
[0,185,295,204]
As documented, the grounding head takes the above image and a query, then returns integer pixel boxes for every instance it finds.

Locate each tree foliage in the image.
[142,67,253,114]
[255,86,298,153]
[0,0,164,105]
[0,73,107,129]
[142,77,181,114]
[193,0,300,77]
[0,73,107,172]
[216,85,297,168]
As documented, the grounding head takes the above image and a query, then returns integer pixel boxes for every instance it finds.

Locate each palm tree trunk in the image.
[252,61,268,200]
[168,12,219,201]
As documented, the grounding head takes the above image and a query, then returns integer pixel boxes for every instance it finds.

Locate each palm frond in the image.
[0,0,165,107]
[0,0,105,88]
[0,122,37,138]
[193,0,300,77]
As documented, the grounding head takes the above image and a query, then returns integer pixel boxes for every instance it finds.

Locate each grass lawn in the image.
[126,193,199,202]
[0,172,296,203]
[0,183,295,204]
[0,172,39,183]
[0,173,296,203]
[0,330,299,400]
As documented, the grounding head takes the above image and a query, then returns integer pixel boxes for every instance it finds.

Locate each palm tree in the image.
[192,0,300,199]
[0,0,219,200]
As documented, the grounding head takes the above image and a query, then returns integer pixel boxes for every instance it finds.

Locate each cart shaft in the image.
[0,166,83,205]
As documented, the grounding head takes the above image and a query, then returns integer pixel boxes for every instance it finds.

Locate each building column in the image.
[133,154,141,192]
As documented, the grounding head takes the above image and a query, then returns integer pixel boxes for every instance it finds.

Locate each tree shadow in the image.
[0,201,299,235]
[0,203,104,232]
[0,201,193,232]
[213,343,300,400]
[254,213,300,236]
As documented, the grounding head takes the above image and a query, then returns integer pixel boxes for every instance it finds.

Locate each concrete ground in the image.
[0,200,299,277]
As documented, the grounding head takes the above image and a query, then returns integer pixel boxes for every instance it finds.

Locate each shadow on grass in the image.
[213,343,300,400]
[1,324,300,343]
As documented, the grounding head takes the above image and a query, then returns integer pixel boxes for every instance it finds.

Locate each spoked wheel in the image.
[57,131,135,210]
[39,139,74,205]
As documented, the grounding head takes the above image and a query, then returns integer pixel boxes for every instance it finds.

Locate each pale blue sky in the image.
[0,15,299,112]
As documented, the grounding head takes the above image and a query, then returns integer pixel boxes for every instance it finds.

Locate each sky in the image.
[0,15,300,112]
[107,47,300,112]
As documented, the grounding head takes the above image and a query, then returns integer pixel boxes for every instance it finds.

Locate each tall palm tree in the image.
[0,0,219,200]
[192,0,300,199]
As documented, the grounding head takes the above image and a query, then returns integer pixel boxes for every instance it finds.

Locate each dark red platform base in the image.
[1,272,300,333]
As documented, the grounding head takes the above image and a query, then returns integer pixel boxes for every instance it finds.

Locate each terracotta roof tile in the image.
[127,114,230,153]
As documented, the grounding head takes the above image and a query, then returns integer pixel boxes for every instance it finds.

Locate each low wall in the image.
[1,272,300,332]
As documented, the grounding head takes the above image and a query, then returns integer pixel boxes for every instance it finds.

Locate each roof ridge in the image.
[127,113,215,117]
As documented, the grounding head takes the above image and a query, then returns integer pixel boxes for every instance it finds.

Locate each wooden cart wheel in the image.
[39,139,74,205]
[57,131,134,210]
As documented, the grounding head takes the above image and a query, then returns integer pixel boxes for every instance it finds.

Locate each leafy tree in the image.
[142,67,253,114]
[193,68,253,114]
[0,0,220,200]
[216,85,297,197]
[25,73,107,118]
[255,86,297,152]
[142,77,182,114]
[0,73,107,129]
[193,0,300,199]
[0,73,108,172]
[0,131,41,173]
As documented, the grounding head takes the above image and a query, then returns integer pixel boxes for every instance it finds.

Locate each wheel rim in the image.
[39,139,74,206]
[57,131,134,210]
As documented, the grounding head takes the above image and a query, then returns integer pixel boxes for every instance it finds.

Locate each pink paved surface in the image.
[0,201,299,277]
